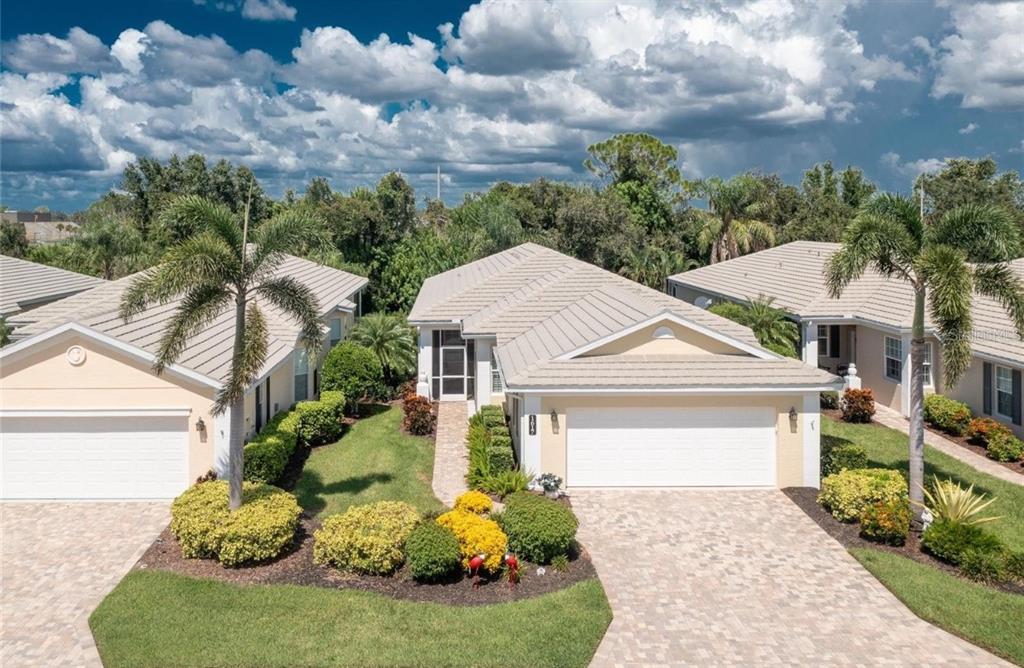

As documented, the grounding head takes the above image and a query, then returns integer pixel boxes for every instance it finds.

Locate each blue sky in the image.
[1,0,1021,212]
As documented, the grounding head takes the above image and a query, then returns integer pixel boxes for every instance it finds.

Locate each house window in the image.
[294,350,309,402]
[996,366,1014,418]
[922,343,933,387]
[817,325,830,357]
[490,357,503,393]
[884,336,902,381]
[329,318,342,347]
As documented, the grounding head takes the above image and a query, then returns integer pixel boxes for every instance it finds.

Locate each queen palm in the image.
[348,312,417,385]
[826,194,1024,518]
[745,296,799,355]
[120,194,325,510]
[696,175,776,264]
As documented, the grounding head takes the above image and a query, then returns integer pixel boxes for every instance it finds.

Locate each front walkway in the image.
[874,405,1024,487]
[431,401,469,507]
[1,502,169,668]
[573,489,1008,667]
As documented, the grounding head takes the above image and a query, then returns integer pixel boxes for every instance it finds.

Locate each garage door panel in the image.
[1,415,189,499]
[566,407,775,487]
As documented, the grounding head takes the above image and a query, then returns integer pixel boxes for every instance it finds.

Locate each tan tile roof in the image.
[0,255,107,318]
[413,243,840,391]
[13,255,367,384]
[669,241,1024,365]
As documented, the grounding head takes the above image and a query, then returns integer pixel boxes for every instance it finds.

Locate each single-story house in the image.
[1,254,106,323]
[0,255,366,500]
[668,240,1024,437]
[409,242,841,489]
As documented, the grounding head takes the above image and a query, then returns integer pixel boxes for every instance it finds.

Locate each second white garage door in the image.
[566,406,776,487]
[1,414,190,499]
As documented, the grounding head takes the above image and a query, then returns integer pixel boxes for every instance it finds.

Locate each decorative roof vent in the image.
[652,326,675,340]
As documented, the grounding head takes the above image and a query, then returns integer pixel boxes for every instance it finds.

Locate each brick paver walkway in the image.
[573,489,1009,667]
[874,405,1024,487]
[431,401,469,507]
[1,502,169,668]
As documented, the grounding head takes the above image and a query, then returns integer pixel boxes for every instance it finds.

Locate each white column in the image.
[522,394,542,474]
[213,407,231,478]
[900,332,913,417]
[474,339,492,414]
[416,327,432,399]
[802,392,821,487]
[801,320,818,366]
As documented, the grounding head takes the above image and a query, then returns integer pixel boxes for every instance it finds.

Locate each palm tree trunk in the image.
[228,293,246,511]
[909,287,927,523]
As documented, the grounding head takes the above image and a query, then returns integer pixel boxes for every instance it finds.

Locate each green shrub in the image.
[818,468,908,522]
[321,342,384,411]
[986,431,1024,462]
[923,394,972,436]
[502,492,578,564]
[294,391,345,446]
[960,548,1008,584]
[487,444,515,473]
[820,437,868,477]
[402,395,435,435]
[479,405,504,417]
[551,554,570,572]
[921,519,1004,565]
[405,521,461,582]
[840,388,875,423]
[480,469,532,497]
[965,417,1013,445]
[820,391,839,409]
[466,423,491,488]
[859,499,911,545]
[1006,551,1024,581]
[482,413,505,430]
[313,501,420,575]
[170,481,300,567]
[243,412,298,484]
[490,425,510,438]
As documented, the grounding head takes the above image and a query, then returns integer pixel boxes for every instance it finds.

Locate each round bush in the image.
[321,342,384,410]
[313,501,420,574]
[840,388,875,423]
[923,394,972,435]
[921,519,1004,565]
[406,521,461,582]
[436,509,507,573]
[817,468,907,522]
[454,490,492,514]
[986,431,1024,463]
[170,480,301,567]
[502,492,579,564]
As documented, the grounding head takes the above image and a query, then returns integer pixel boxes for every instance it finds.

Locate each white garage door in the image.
[1,415,190,499]
[566,407,776,487]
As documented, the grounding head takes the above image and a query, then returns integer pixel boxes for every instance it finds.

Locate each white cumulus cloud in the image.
[241,0,297,22]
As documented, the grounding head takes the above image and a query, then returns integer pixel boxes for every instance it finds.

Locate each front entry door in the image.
[440,346,466,399]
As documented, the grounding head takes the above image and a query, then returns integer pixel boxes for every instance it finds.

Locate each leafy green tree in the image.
[618,243,695,289]
[709,296,798,357]
[584,133,681,192]
[74,219,152,279]
[376,228,466,312]
[348,312,417,385]
[783,163,875,242]
[695,175,776,263]
[321,342,384,412]
[915,158,1023,228]
[0,221,28,258]
[120,195,325,510]
[554,187,631,266]
[826,194,1024,518]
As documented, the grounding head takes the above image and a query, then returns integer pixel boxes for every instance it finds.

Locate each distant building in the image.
[2,210,52,224]
[1,211,80,244]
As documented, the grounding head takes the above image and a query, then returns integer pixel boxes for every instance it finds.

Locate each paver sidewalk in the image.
[431,401,469,507]
[874,404,1024,487]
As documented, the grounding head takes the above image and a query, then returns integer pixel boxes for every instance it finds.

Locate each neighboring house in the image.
[0,254,106,323]
[409,243,840,489]
[668,240,1024,438]
[23,220,79,244]
[0,255,367,500]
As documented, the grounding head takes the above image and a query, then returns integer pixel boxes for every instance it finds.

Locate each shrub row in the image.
[243,390,346,483]
[923,394,1024,463]
[465,406,529,497]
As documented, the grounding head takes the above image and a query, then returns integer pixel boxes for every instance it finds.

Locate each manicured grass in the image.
[91,570,612,668]
[851,548,1024,665]
[294,405,445,517]
[824,417,1024,551]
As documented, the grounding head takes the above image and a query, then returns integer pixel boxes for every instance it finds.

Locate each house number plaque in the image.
[529,414,536,435]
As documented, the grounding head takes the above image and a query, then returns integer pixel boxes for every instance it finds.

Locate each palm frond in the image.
[249,209,329,276]
[928,203,1021,263]
[153,285,233,373]
[919,244,974,386]
[214,302,268,414]
[255,276,323,359]
[863,192,923,245]
[825,212,916,297]
[160,195,242,251]
[973,263,1024,340]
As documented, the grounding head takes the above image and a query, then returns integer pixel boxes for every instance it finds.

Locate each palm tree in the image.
[826,195,1024,519]
[745,296,799,354]
[120,194,325,510]
[696,175,776,264]
[348,312,417,385]
[618,244,698,289]
[76,218,150,280]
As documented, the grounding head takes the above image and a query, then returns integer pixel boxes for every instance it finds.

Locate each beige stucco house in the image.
[668,241,1024,438]
[0,255,366,499]
[410,243,840,489]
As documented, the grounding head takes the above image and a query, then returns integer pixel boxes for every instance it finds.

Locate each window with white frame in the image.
[329,318,342,347]
[294,350,309,402]
[884,336,902,381]
[996,366,1014,418]
[817,325,830,357]
[922,343,933,386]
[490,357,503,393]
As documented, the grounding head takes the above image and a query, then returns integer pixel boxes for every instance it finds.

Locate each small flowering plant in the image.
[537,473,563,493]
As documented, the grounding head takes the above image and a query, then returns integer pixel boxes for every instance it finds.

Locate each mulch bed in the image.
[784,487,1024,596]
[135,515,597,606]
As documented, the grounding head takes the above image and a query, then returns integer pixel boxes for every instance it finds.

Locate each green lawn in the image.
[91,570,612,668]
[294,405,445,517]
[851,549,1024,665]
[823,417,1024,551]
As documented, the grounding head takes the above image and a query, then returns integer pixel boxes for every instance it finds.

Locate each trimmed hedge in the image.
[923,394,972,436]
[294,390,346,446]
[922,519,1004,566]
[503,492,578,564]
[170,480,301,567]
[313,501,420,575]
[821,437,868,477]
[243,391,346,484]
[466,406,518,494]
[406,520,461,582]
[818,468,908,522]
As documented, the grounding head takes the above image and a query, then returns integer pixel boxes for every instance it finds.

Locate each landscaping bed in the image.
[921,420,1024,476]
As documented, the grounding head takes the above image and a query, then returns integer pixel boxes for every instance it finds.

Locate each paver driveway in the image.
[1,502,169,668]
[573,489,1009,667]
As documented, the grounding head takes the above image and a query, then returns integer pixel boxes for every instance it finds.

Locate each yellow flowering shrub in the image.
[436,509,507,573]
[453,490,493,515]
[313,501,420,574]
[818,468,907,522]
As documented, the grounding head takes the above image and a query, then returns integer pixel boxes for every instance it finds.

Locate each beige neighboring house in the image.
[0,254,106,322]
[668,240,1024,438]
[410,243,841,489]
[0,255,367,500]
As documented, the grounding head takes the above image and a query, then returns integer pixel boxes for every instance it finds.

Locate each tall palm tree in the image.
[745,296,799,354]
[826,195,1024,519]
[120,194,325,510]
[696,175,776,264]
[348,312,417,385]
